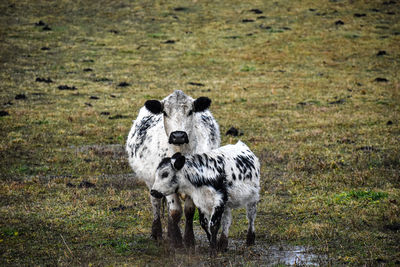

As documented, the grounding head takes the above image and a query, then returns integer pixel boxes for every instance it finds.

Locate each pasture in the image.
[1,0,399,265]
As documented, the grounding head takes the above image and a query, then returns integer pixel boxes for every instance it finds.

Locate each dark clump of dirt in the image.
[335,20,345,25]
[94,77,112,82]
[84,103,92,107]
[79,181,96,188]
[83,68,93,72]
[110,204,134,212]
[90,96,99,100]
[374,77,388,82]
[377,50,387,56]
[35,20,46,26]
[188,82,205,87]
[66,182,75,188]
[329,98,346,105]
[36,77,53,83]
[118,82,130,87]
[357,146,380,152]
[387,120,393,125]
[384,223,400,231]
[174,7,188,12]
[337,138,355,144]
[109,29,119,34]
[15,94,27,100]
[100,112,110,116]
[354,13,366,17]
[66,180,96,188]
[58,85,77,90]
[226,127,243,136]
[109,114,129,120]
[41,47,50,50]
[250,9,263,14]
[162,40,176,44]
[242,19,255,23]
[0,110,10,116]
[42,25,52,31]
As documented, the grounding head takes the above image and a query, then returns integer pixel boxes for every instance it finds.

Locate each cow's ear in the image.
[171,152,185,170]
[193,97,211,112]
[145,100,163,114]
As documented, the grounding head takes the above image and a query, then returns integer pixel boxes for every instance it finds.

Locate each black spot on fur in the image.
[130,115,161,157]
[157,157,171,169]
[201,115,218,144]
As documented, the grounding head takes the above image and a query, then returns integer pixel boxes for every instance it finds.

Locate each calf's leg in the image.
[209,205,224,256]
[199,210,211,241]
[183,197,196,249]
[150,196,162,241]
[166,194,183,248]
[246,201,257,246]
[218,207,232,251]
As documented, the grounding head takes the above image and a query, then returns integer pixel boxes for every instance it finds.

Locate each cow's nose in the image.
[169,131,189,145]
[150,190,164,199]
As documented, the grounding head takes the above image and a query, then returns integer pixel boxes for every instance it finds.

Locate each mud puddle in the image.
[172,230,328,266]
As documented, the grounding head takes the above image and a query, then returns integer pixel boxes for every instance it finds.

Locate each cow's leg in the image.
[199,210,211,241]
[246,201,257,246]
[218,207,231,251]
[183,196,196,249]
[209,205,224,256]
[150,195,162,241]
[166,194,183,248]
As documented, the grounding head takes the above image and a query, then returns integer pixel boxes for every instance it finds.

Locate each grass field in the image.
[1,0,399,265]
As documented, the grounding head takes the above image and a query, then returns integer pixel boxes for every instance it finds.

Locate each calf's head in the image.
[151,153,186,198]
[144,90,211,146]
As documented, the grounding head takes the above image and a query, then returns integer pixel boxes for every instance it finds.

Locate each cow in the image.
[126,90,220,248]
[150,141,260,255]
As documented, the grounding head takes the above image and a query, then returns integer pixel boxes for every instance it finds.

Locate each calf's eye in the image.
[161,172,169,178]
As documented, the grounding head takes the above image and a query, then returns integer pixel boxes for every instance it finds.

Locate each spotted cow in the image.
[126,90,220,248]
[151,141,260,254]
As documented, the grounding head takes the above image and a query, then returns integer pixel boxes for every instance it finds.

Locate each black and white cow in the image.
[150,141,260,254]
[126,90,220,248]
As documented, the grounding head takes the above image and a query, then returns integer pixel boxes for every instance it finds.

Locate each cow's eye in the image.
[188,110,193,116]
[161,172,169,178]
[162,111,168,117]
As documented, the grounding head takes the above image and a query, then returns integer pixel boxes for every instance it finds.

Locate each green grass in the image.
[1,0,400,265]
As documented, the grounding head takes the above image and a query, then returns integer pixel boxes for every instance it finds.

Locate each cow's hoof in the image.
[217,235,228,251]
[151,218,163,242]
[183,232,195,249]
[246,231,255,246]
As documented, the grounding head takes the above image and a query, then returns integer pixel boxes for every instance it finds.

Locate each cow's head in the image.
[150,153,186,198]
[144,90,211,146]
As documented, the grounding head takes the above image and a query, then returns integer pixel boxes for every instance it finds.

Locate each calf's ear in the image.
[145,100,163,114]
[193,97,211,112]
[171,152,185,170]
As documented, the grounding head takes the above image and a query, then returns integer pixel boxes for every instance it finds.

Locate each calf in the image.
[151,141,260,253]
[126,90,220,248]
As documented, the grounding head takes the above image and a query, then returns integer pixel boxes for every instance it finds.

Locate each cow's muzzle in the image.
[169,131,189,145]
[150,189,164,199]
